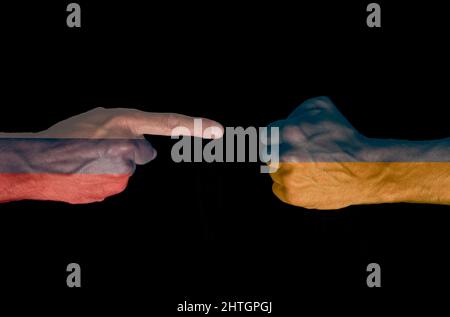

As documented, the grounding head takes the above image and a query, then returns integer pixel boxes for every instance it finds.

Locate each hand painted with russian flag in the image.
[266,97,450,210]
[0,108,223,204]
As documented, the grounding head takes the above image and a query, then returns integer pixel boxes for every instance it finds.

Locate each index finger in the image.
[128,111,224,139]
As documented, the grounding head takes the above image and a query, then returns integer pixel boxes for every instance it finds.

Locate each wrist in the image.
[362,137,450,205]
[0,137,43,202]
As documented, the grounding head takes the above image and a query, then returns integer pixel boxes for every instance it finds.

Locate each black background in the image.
[1,0,449,313]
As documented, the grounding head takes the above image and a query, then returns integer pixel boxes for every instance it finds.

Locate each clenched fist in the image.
[266,97,450,210]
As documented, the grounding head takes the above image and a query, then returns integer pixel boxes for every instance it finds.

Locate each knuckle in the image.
[112,140,136,155]
[89,106,106,114]
[104,114,130,130]
[281,125,305,143]
[166,113,181,130]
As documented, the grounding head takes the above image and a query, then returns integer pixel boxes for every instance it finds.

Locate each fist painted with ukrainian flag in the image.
[266,97,450,209]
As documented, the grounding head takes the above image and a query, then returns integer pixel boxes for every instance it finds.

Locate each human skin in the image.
[267,97,450,210]
[0,107,223,204]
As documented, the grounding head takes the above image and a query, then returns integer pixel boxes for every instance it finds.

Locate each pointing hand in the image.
[0,108,223,204]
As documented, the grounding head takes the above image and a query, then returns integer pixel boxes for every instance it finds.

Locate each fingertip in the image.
[202,120,224,139]
[272,183,289,204]
[134,139,158,165]
[151,148,158,161]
